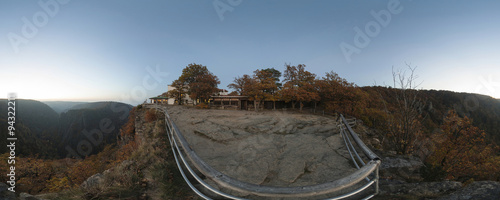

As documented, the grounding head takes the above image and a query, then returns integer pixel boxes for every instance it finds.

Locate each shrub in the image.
[196,103,209,109]
[426,110,500,181]
[145,109,158,122]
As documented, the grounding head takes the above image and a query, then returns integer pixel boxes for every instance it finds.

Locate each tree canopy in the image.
[317,71,365,115]
[228,74,253,96]
[427,110,500,181]
[169,63,220,104]
[281,64,319,110]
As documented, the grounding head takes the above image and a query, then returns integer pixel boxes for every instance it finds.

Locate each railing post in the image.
[375,166,379,195]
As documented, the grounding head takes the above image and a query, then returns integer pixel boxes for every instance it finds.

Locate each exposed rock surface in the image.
[19,193,46,200]
[377,180,462,198]
[166,106,500,199]
[438,181,500,200]
[373,153,500,200]
[0,183,16,200]
[167,105,358,189]
[379,154,425,181]
[80,173,104,191]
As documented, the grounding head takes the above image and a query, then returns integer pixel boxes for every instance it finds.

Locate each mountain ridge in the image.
[42,101,88,114]
[0,99,132,158]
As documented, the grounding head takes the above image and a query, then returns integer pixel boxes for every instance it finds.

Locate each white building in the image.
[164,86,229,105]
[167,85,193,105]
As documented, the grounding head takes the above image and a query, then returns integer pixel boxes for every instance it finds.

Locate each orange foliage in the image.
[6,108,140,194]
[0,156,56,194]
[250,69,281,110]
[427,110,500,181]
[46,176,71,192]
[196,102,209,109]
[189,73,220,102]
[63,142,137,188]
[317,71,366,116]
[228,74,253,95]
[281,64,319,110]
[145,109,159,122]
[120,107,136,143]
[18,158,52,193]
[386,115,423,155]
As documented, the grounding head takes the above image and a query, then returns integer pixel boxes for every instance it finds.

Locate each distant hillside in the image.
[361,87,500,145]
[43,101,88,114]
[56,102,133,157]
[421,90,500,144]
[0,99,59,157]
[0,100,133,158]
[66,101,128,111]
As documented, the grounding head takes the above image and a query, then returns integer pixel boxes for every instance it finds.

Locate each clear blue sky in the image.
[1,0,499,105]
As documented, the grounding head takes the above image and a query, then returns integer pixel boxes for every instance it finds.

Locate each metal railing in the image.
[151,104,380,199]
[338,114,380,199]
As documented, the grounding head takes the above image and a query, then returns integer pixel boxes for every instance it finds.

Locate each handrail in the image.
[163,108,246,200]
[165,122,213,200]
[340,114,380,161]
[165,108,380,197]
[338,114,380,198]
[151,104,380,199]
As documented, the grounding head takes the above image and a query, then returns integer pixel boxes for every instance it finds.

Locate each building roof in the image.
[149,96,169,99]
[211,95,248,98]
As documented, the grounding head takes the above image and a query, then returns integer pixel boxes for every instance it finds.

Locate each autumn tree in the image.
[317,71,366,115]
[261,68,282,88]
[189,72,220,103]
[145,108,159,122]
[174,63,220,104]
[16,157,56,193]
[166,79,188,105]
[384,65,425,155]
[179,63,210,84]
[228,73,265,111]
[252,69,280,110]
[427,110,500,181]
[228,74,253,95]
[281,64,319,111]
[228,69,281,110]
